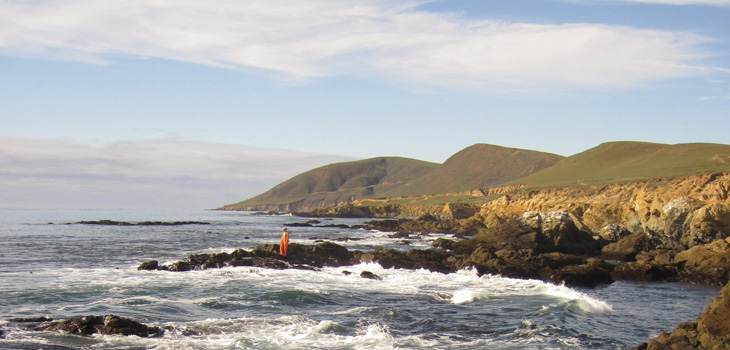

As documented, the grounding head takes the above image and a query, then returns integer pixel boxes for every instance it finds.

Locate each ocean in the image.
[0,209,721,350]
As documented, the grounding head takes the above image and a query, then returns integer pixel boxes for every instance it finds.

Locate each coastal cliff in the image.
[303,173,730,248]
[220,141,730,348]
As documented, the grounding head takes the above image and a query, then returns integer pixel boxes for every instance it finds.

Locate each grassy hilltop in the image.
[220,141,730,212]
[508,141,730,188]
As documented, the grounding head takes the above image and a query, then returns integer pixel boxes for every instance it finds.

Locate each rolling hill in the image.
[222,157,438,211]
[221,144,565,211]
[506,142,730,188]
[398,144,563,196]
[225,142,730,212]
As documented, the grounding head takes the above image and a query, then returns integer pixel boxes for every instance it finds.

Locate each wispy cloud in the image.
[0,137,354,209]
[0,0,718,92]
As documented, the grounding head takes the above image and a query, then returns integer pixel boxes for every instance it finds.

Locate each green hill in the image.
[222,144,565,211]
[397,144,563,196]
[222,157,438,210]
[220,141,730,212]
[507,141,730,188]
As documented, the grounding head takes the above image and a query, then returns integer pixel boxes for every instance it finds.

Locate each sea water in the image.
[0,209,721,350]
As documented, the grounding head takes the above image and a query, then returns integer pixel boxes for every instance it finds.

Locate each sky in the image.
[1,0,729,210]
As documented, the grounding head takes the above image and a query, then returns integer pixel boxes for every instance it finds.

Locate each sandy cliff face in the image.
[478,173,730,249]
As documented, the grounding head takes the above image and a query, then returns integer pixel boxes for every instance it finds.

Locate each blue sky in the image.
[1,0,729,209]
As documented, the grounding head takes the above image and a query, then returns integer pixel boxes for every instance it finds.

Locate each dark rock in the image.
[601,232,657,261]
[463,211,599,256]
[405,249,454,273]
[432,238,458,251]
[9,316,54,323]
[37,315,161,337]
[611,261,677,282]
[252,244,279,258]
[137,260,159,271]
[451,247,614,287]
[452,248,538,280]
[360,271,382,280]
[168,261,192,272]
[146,242,360,272]
[360,249,413,270]
[359,249,453,273]
[539,259,614,287]
[360,216,484,237]
[75,220,209,226]
[320,224,350,228]
[285,222,315,227]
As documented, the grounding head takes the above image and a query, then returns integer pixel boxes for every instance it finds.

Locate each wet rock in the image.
[137,260,159,271]
[359,249,414,270]
[406,249,454,273]
[360,271,382,280]
[37,315,162,337]
[168,261,192,272]
[539,259,614,287]
[144,242,359,272]
[75,220,209,226]
[10,317,55,323]
[359,215,484,238]
[612,261,677,282]
[284,219,320,227]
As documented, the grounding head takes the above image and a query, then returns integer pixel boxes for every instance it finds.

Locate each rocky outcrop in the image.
[294,173,730,287]
[477,173,730,249]
[639,279,730,349]
[35,315,162,337]
[75,220,210,226]
[139,242,357,272]
[609,238,730,286]
[601,232,658,261]
[359,248,454,274]
[611,249,678,282]
[674,238,730,285]
[457,211,600,256]
[139,237,613,287]
[355,214,487,238]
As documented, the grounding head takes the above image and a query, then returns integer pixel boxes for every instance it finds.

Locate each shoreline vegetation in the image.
[216,141,730,349]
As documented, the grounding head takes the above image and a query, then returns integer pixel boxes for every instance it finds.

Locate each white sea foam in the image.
[541,283,614,314]
[130,316,398,350]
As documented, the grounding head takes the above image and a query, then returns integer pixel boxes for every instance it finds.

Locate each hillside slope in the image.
[397,144,563,196]
[221,157,438,211]
[508,142,730,188]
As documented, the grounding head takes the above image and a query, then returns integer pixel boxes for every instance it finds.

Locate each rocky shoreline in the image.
[138,211,730,288]
[16,174,730,346]
[214,173,730,348]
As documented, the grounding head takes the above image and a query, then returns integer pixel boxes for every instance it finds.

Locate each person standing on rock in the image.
[279,228,290,257]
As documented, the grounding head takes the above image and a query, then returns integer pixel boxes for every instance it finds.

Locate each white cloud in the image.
[0,137,354,209]
[0,0,718,92]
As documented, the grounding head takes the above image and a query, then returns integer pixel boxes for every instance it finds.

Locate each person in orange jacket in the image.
[279,228,290,257]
